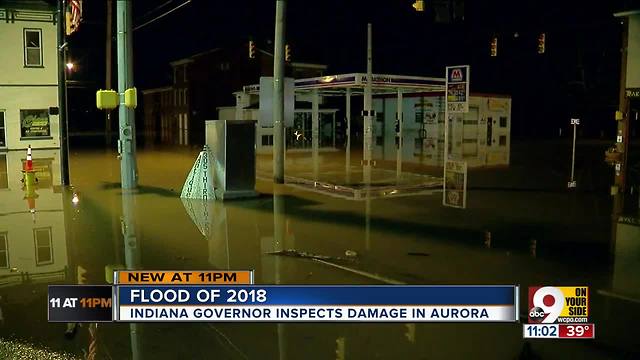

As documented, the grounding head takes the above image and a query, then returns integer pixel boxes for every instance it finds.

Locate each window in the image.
[219,62,230,71]
[0,111,5,147]
[0,233,8,269]
[184,89,188,105]
[375,136,383,145]
[24,29,43,67]
[183,65,188,82]
[415,109,423,123]
[34,227,53,265]
[376,112,384,122]
[499,135,507,146]
[174,90,178,106]
[499,116,508,128]
[261,135,273,146]
[20,109,50,138]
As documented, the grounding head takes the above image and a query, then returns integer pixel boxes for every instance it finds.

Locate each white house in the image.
[0,0,60,150]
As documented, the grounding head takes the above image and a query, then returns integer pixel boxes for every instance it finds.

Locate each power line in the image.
[133,0,191,31]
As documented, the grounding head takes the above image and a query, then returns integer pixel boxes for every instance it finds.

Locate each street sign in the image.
[446,65,470,113]
[625,88,640,98]
[443,160,467,208]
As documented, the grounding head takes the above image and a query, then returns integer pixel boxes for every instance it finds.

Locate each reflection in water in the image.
[0,146,639,359]
[121,190,142,360]
[0,149,68,290]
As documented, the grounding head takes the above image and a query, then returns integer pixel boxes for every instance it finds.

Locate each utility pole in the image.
[116,0,138,190]
[363,23,373,184]
[57,0,70,185]
[105,0,113,146]
[273,0,286,183]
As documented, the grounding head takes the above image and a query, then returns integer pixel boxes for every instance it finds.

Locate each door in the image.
[0,111,6,148]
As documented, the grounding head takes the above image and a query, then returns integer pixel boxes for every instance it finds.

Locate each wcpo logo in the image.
[528,286,589,324]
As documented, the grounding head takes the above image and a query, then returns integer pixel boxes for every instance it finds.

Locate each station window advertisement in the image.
[20,109,50,138]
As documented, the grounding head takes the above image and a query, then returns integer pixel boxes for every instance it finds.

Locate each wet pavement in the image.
[0,139,639,359]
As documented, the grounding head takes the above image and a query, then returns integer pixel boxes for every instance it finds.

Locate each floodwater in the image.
[0,139,639,359]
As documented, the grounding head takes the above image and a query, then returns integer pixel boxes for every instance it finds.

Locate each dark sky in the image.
[69,0,631,137]
[70,0,625,84]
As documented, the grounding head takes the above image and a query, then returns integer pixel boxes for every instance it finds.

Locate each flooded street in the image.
[1,139,639,359]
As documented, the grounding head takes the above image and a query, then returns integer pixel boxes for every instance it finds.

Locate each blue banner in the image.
[117,285,516,306]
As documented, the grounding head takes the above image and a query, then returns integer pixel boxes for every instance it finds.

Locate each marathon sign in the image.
[446,65,470,113]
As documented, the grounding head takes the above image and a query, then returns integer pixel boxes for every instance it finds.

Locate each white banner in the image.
[117,305,516,322]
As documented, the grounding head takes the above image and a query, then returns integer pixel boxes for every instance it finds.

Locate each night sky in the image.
[67,0,631,138]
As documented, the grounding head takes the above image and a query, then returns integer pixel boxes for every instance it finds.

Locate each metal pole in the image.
[345,88,351,183]
[363,23,373,184]
[273,0,286,184]
[312,89,319,181]
[116,0,138,190]
[443,75,450,205]
[570,121,577,184]
[396,90,403,181]
[57,0,70,185]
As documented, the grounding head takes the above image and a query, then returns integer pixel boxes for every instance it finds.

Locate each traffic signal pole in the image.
[116,0,138,190]
[273,0,286,184]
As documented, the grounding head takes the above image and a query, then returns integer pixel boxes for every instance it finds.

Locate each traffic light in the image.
[537,33,546,54]
[285,44,291,62]
[96,89,118,110]
[249,40,256,59]
[490,36,498,57]
[124,87,137,109]
[412,0,424,11]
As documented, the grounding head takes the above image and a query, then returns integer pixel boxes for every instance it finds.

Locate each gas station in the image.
[212,71,511,200]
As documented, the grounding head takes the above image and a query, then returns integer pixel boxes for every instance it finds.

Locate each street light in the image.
[66,62,74,71]
[412,0,424,11]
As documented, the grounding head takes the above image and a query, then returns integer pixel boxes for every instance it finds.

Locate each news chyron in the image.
[523,286,595,339]
[49,271,519,323]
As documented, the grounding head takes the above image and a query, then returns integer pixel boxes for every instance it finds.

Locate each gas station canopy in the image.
[243,73,446,96]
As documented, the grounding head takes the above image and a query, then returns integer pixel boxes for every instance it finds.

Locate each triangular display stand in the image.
[180,145,216,201]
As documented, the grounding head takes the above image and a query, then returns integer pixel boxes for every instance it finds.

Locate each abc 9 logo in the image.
[529,287,564,323]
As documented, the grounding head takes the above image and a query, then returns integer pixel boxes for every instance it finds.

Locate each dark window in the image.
[376,112,384,122]
[499,135,507,146]
[261,135,274,146]
[24,29,42,67]
[0,111,5,147]
[375,136,383,145]
[0,233,8,268]
[499,116,508,128]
